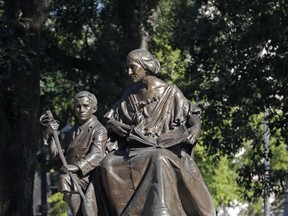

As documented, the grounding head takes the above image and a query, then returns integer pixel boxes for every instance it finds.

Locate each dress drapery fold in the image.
[99,84,216,216]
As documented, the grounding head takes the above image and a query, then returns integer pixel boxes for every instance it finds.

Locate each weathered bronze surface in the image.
[98,49,216,216]
[41,91,108,216]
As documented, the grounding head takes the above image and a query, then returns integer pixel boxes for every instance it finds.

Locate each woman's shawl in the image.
[105,84,200,149]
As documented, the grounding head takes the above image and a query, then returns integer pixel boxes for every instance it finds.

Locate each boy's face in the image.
[74,96,95,125]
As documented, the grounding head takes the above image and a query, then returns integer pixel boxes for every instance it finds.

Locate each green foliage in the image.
[210,156,240,207]
[40,69,76,124]
[164,0,288,202]
[47,192,67,216]
[195,145,241,209]
[239,200,263,216]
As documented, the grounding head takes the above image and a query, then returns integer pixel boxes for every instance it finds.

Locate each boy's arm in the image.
[75,127,108,176]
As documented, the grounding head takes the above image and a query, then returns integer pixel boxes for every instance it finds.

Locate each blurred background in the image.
[0,0,288,215]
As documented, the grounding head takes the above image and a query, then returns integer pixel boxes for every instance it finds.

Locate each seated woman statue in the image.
[98,49,216,216]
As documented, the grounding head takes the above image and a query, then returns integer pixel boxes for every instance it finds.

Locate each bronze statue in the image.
[41,91,108,216]
[98,49,216,215]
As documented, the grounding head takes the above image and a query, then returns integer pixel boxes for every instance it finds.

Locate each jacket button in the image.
[76,154,79,158]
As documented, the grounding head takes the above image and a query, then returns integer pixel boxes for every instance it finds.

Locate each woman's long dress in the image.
[98,84,216,216]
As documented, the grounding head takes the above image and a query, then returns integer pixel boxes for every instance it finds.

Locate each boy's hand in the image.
[61,164,79,173]
[43,121,59,140]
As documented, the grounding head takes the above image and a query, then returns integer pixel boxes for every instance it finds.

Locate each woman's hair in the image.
[127,49,161,74]
[74,91,97,110]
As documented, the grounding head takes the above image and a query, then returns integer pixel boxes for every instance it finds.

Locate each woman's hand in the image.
[106,120,131,137]
[186,114,201,145]
[61,164,79,173]
[186,126,200,145]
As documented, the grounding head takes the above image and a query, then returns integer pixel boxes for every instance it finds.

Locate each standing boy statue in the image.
[41,91,107,216]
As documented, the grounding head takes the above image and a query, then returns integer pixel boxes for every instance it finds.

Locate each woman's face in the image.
[126,57,146,83]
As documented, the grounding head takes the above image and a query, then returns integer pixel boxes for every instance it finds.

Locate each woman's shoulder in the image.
[152,78,169,93]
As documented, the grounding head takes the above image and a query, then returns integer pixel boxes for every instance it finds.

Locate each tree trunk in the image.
[0,0,50,215]
[139,5,160,50]
[115,0,160,51]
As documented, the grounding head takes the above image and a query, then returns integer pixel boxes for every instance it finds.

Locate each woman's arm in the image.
[106,120,131,137]
[186,113,201,145]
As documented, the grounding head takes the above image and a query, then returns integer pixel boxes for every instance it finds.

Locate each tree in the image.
[0,0,50,215]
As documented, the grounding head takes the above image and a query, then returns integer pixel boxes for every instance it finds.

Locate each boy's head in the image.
[74,91,97,124]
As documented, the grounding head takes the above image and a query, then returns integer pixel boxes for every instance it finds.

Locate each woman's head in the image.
[126,49,161,75]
